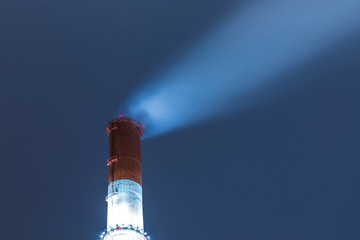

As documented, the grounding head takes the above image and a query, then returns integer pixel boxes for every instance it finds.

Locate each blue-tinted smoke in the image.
[121,0,360,138]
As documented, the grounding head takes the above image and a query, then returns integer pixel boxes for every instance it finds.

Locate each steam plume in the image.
[120,0,360,138]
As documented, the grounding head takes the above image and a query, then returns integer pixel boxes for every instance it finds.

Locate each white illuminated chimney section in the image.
[106,179,144,230]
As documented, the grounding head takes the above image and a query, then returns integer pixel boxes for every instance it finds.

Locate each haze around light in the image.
[119,0,360,138]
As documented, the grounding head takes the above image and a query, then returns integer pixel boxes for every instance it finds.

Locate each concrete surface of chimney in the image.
[102,118,149,240]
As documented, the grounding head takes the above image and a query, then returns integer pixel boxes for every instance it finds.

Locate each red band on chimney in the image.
[106,118,143,186]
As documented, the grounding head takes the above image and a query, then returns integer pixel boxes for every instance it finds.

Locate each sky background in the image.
[1,0,360,240]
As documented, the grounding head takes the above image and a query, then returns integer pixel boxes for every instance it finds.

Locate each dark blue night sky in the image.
[1,0,360,239]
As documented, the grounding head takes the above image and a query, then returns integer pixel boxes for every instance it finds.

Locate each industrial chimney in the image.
[100,117,149,240]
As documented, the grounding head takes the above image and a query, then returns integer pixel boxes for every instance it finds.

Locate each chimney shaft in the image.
[103,118,147,239]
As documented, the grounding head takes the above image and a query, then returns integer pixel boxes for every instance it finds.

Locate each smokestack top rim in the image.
[106,117,144,137]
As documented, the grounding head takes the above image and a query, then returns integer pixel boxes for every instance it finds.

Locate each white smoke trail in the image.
[121,0,360,138]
